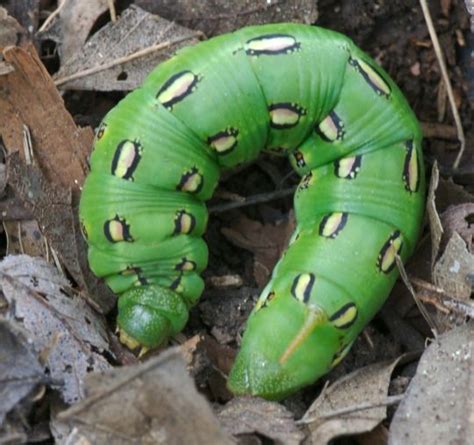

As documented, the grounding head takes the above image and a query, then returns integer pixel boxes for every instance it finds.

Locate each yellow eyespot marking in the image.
[292,150,306,168]
[96,122,107,140]
[156,71,199,109]
[104,215,133,243]
[330,340,355,368]
[317,111,345,142]
[377,230,403,273]
[269,103,306,129]
[111,139,142,180]
[298,171,314,191]
[245,34,300,56]
[175,257,196,271]
[349,57,391,98]
[329,302,358,329]
[207,128,239,155]
[291,273,315,304]
[170,273,184,293]
[334,155,362,179]
[121,266,147,285]
[319,212,348,239]
[403,140,420,193]
[173,210,196,235]
[177,167,203,194]
[256,290,276,310]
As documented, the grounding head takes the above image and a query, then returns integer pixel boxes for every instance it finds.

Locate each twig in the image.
[298,394,405,424]
[107,0,117,22]
[419,0,466,170]
[209,186,296,214]
[38,0,67,33]
[54,34,201,87]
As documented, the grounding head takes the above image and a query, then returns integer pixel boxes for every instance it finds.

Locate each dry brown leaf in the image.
[300,356,405,445]
[433,232,474,300]
[0,320,45,425]
[426,163,443,266]
[54,5,200,91]
[389,322,474,444]
[0,44,90,190]
[136,0,318,37]
[218,397,305,445]
[56,348,233,445]
[0,255,111,404]
[221,214,295,287]
[0,6,26,49]
[38,0,109,65]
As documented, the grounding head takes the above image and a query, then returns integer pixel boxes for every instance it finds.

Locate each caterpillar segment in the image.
[79,23,425,399]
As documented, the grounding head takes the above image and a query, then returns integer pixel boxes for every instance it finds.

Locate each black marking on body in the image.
[334,155,362,179]
[403,140,420,193]
[104,215,133,243]
[291,273,315,304]
[329,302,358,329]
[111,139,142,181]
[319,213,348,239]
[96,122,107,140]
[348,57,391,98]
[177,166,204,194]
[316,111,345,142]
[245,34,301,56]
[377,230,403,273]
[156,71,199,109]
[269,103,306,129]
[207,128,239,155]
[173,210,196,235]
[293,150,306,168]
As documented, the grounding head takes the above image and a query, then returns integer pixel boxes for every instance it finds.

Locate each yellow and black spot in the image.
[177,167,204,194]
[170,273,184,293]
[331,340,354,368]
[207,128,239,155]
[319,212,348,239]
[111,139,142,181]
[298,172,314,190]
[316,111,345,142]
[258,291,276,310]
[269,103,306,129]
[292,150,306,168]
[175,257,197,272]
[96,122,107,140]
[79,220,89,241]
[156,70,199,109]
[121,266,148,286]
[329,302,358,329]
[334,155,362,179]
[173,210,196,235]
[348,57,391,98]
[245,34,300,56]
[377,230,403,273]
[402,140,420,193]
[104,215,133,243]
[291,273,315,304]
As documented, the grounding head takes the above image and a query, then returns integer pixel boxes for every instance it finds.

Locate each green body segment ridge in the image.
[79,23,425,397]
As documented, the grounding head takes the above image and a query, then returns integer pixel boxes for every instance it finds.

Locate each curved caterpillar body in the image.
[80,24,425,400]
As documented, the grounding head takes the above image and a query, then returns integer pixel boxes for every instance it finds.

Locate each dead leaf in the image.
[0,43,91,191]
[56,348,233,445]
[218,397,305,445]
[54,5,200,91]
[440,203,474,252]
[0,319,45,425]
[38,0,109,65]
[389,322,474,444]
[433,232,474,300]
[4,220,47,257]
[0,7,26,49]
[300,356,406,445]
[136,0,318,37]
[221,215,295,287]
[0,255,112,404]
[426,163,443,266]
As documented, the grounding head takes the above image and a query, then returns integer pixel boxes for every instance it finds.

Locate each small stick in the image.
[38,0,67,33]
[54,34,201,87]
[107,0,117,22]
[419,0,466,170]
[209,186,296,214]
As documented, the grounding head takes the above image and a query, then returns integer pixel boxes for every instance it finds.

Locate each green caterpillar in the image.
[79,23,425,400]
